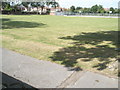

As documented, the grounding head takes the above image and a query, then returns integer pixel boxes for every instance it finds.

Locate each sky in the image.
[57,0,119,8]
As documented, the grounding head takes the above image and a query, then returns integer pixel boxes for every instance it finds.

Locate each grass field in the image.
[1,15,118,76]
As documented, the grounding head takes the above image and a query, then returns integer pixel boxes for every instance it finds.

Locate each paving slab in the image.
[1,48,74,88]
[67,71,118,88]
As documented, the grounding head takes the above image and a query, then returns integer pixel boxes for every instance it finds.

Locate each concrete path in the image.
[1,48,74,88]
[0,48,118,88]
[67,71,118,88]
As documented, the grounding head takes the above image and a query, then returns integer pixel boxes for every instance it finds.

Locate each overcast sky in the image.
[57,0,119,8]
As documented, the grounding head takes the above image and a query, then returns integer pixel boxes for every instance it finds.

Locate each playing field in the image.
[1,15,118,76]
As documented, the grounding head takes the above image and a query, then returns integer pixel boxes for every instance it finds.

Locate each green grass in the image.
[1,15,118,76]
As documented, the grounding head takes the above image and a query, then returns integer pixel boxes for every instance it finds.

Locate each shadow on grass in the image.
[1,18,47,29]
[50,31,119,71]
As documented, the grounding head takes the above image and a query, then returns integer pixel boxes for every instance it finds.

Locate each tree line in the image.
[1,1,120,14]
[69,5,120,14]
[1,0,59,14]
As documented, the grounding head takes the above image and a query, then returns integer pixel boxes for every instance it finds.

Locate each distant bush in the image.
[2,10,11,14]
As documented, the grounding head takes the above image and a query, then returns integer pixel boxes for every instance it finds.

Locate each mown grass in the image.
[1,15,118,76]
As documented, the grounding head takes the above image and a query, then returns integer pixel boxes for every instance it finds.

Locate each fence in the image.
[55,12,118,16]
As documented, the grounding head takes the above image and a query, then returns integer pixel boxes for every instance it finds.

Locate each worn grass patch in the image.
[1,15,118,76]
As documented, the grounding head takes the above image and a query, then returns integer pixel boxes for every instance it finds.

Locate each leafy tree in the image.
[100,9,106,13]
[110,7,115,13]
[40,2,45,13]
[2,2,9,9]
[30,2,42,14]
[91,4,98,13]
[76,7,82,10]
[114,8,118,13]
[70,6,75,12]
[21,2,30,8]
[4,3,10,10]
[12,5,18,12]
[75,7,82,13]
[82,8,91,13]
[2,2,14,11]
[46,2,51,8]
[98,5,105,13]
[46,1,58,8]
[31,0,59,14]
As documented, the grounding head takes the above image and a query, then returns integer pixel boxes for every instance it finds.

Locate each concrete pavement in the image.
[0,48,118,88]
[67,71,118,88]
[1,48,74,88]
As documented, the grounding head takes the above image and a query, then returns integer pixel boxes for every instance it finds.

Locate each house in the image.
[50,7,63,15]
[50,7,56,15]
[16,5,64,15]
[104,8,109,12]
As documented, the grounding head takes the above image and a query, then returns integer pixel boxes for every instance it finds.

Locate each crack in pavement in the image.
[57,68,86,88]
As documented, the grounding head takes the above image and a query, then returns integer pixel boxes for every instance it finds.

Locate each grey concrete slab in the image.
[1,48,74,88]
[67,71,118,88]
